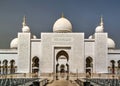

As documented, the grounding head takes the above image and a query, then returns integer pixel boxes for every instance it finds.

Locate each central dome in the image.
[53,17,72,33]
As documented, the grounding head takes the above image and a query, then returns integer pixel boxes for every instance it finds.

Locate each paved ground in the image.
[46,80,77,86]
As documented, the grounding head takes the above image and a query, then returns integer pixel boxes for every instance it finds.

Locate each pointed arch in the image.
[110,60,115,74]
[118,60,120,68]
[56,50,69,61]
[56,50,69,80]
[3,59,8,74]
[86,56,93,77]
[86,56,93,68]
[32,56,39,73]
[10,59,15,74]
[117,60,120,74]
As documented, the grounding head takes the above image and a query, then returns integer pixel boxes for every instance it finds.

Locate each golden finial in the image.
[22,16,26,27]
[100,15,103,27]
[61,12,64,18]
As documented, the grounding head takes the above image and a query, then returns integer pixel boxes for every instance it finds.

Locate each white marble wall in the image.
[1,32,120,75]
[0,49,17,74]
[31,39,41,73]
[0,53,17,64]
[84,40,95,72]
[108,54,120,66]
[0,54,17,62]
[17,33,31,73]
[41,33,84,73]
[95,33,108,73]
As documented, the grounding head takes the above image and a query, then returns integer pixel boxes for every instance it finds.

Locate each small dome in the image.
[22,16,30,33]
[22,26,30,33]
[107,38,115,49]
[10,38,18,49]
[32,35,37,39]
[88,35,93,39]
[95,26,104,33]
[88,34,95,39]
[95,16,104,33]
[53,17,72,33]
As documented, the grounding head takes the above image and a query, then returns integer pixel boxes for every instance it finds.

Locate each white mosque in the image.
[0,15,120,80]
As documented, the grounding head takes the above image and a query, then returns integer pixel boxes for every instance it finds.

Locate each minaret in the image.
[22,16,26,27]
[100,16,104,28]
[17,16,31,73]
[95,15,107,73]
[22,16,30,33]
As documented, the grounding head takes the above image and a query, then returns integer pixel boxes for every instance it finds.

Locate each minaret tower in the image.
[22,16,26,27]
[22,16,30,33]
[17,16,31,73]
[100,16,104,30]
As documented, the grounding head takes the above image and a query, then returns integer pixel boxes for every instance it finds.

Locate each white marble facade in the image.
[0,16,120,77]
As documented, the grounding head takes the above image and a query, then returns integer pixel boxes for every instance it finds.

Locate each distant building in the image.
[0,15,120,80]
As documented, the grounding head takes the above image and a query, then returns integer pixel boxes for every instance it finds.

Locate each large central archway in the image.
[56,50,69,80]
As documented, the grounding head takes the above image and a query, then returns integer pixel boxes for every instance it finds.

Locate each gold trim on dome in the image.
[61,12,64,18]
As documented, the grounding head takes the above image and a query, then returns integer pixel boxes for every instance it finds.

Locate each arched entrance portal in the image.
[32,56,39,74]
[56,50,69,80]
[86,57,93,78]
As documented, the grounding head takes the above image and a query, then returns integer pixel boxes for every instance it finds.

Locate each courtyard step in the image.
[46,80,78,86]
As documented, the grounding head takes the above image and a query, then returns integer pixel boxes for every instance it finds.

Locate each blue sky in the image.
[0,0,120,48]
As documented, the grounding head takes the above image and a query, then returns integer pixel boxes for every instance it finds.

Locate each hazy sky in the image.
[0,0,120,48]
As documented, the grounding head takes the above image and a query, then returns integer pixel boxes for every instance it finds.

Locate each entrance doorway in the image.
[56,50,69,80]
[60,64,65,73]
[86,57,93,78]
[32,56,39,74]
